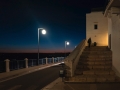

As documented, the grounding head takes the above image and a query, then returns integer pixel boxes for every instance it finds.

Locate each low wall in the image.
[64,39,86,77]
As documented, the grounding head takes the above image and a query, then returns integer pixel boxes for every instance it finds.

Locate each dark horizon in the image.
[0,52,71,61]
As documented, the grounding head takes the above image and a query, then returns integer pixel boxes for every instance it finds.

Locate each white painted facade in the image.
[106,6,120,76]
[86,11,108,46]
[86,0,120,76]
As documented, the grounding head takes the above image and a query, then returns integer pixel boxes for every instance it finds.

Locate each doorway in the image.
[109,34,111,49]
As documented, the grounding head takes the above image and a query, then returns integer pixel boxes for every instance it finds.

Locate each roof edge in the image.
[104,0,114,17]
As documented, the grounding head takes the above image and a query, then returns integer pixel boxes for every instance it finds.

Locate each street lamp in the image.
[38,28,46,64]
[75,46,76,48]
[64,41,70,57]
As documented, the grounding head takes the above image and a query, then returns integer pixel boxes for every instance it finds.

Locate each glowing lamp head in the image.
[66,42,69,45]
[41,29,46,35]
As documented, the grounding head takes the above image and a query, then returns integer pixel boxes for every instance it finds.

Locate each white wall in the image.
[86,11,108,46]
[109,14,120,76]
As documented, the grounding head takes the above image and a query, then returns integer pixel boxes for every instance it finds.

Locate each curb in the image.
[41,78,63,90]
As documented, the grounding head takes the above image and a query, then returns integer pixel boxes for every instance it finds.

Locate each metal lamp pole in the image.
[38,28,46,65]
[38,28,40,64]
[64,41,66,58]
[64,41,69,58]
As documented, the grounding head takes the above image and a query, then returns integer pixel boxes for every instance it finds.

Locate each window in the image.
[94,24,98,29]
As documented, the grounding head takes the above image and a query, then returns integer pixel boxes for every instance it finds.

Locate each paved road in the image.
[0,65,62,90]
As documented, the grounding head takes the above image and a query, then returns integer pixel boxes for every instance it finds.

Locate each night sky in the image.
[0,0,107,53]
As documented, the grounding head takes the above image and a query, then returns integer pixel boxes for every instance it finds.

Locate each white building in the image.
[86,0,120,76]
[86,9,108,46]
[104,0,120,76]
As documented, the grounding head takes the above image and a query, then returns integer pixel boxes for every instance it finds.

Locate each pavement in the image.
[41,78,120,90]
[41,78,65,90]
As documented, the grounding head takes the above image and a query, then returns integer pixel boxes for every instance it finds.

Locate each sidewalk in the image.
[41,78,120,90]
[41,78,65,90]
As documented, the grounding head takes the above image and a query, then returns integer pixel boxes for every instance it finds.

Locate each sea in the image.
[0,52,70,61]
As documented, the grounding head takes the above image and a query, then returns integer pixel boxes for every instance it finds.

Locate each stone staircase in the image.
[65,46,120,82]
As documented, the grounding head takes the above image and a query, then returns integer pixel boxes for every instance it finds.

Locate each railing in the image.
[64,39,86,77]
[10,60,25,70]
[0,57,64,73]
[0,61,5,73]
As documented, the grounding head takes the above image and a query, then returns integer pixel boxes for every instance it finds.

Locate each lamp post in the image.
[64,41,70,58]
[38,28,46,65]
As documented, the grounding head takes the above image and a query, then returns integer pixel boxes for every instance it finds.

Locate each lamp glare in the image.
[42,29,46,34]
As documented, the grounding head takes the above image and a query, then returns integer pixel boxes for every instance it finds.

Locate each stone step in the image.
[65,75,119,82]
[80,55,112,58]
[84,49,110,51]
[78,61,112,65]
[80,58,112,61]
[75,70,115,75]
[84,47,110,50]
[82,51,112,54]
[81,53,111,55]
[85,46,108,48]
[80,57,112,60]
[83,70,115,75]
[82,54,112,56]
[76,65,112,70]
[85,46,109,50]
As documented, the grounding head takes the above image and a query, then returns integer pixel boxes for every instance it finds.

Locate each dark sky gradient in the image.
[0,0,107,53]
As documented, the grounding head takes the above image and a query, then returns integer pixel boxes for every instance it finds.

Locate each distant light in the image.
[61,62,64,63]
[66,42,69,45]
[41,29,46,35]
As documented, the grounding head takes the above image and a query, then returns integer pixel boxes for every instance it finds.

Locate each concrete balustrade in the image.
[4,59,10,72]
[52,57,54,63]
[0,57,64,81]
[2,57,64,73]
[24,58,28,68]
[46,57,48,64]
[57,57,59,62]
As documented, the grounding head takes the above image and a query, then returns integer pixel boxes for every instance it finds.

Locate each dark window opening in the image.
[94,24,98,29]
